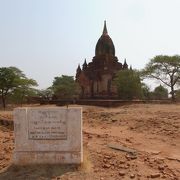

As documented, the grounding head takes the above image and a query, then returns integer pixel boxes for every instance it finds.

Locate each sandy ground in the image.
[0,104,179,180]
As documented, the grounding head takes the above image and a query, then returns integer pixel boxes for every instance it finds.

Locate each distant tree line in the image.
[0,55,180,109]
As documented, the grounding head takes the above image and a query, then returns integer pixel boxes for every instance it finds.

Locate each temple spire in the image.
[103,20,108,35]
[76,64,82,80]
[82,58,87,70]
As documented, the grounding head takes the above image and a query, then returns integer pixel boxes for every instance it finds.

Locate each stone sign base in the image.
[14,151,82,164]
[13,107,82,164]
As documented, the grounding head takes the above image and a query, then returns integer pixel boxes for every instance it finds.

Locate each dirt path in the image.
[0,104,179,180]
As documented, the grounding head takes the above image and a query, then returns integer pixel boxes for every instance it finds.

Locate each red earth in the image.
[0,104,179,180]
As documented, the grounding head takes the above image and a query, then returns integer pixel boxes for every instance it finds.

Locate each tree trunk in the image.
[171,85,175,101]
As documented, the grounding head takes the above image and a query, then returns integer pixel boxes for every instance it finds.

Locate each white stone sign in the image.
[13,107,82,164]
[28,110,67,140]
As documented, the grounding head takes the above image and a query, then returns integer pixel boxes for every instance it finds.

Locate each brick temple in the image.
[76,21,128,98]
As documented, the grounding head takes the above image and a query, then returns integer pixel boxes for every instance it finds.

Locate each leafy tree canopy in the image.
[113,70,142,100]
[10,78,38,105]
[141,83,152,100]
[153,85,168,100]
[175,89,180,100]
[141,55,180,101]
[0,67,38,109]
[52,75,79,99]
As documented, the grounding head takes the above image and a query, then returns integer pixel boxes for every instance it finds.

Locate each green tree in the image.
[141,83,152,100]
[175,89,180,100]
[0,67,37,109]
[153,85,168,100]
[142,55,180,101]
[10,78,38,105]
[52,75,79,99]
[114,70,142,100]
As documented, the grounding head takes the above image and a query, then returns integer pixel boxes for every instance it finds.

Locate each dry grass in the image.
[78,148,93,173]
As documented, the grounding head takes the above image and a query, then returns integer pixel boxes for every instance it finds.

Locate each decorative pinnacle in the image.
[77,64,81,70]
[84,58,87,65]
[103,20,108,35]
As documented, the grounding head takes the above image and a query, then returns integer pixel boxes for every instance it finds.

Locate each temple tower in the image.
[76,21,128,98]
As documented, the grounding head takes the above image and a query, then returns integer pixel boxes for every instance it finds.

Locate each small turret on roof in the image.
[75,64,82,80]
[77,64,81,71]
[123,58,128,69]
[82,59,88,70]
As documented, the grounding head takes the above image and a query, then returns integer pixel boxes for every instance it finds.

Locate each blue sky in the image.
[0,0,180,89]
